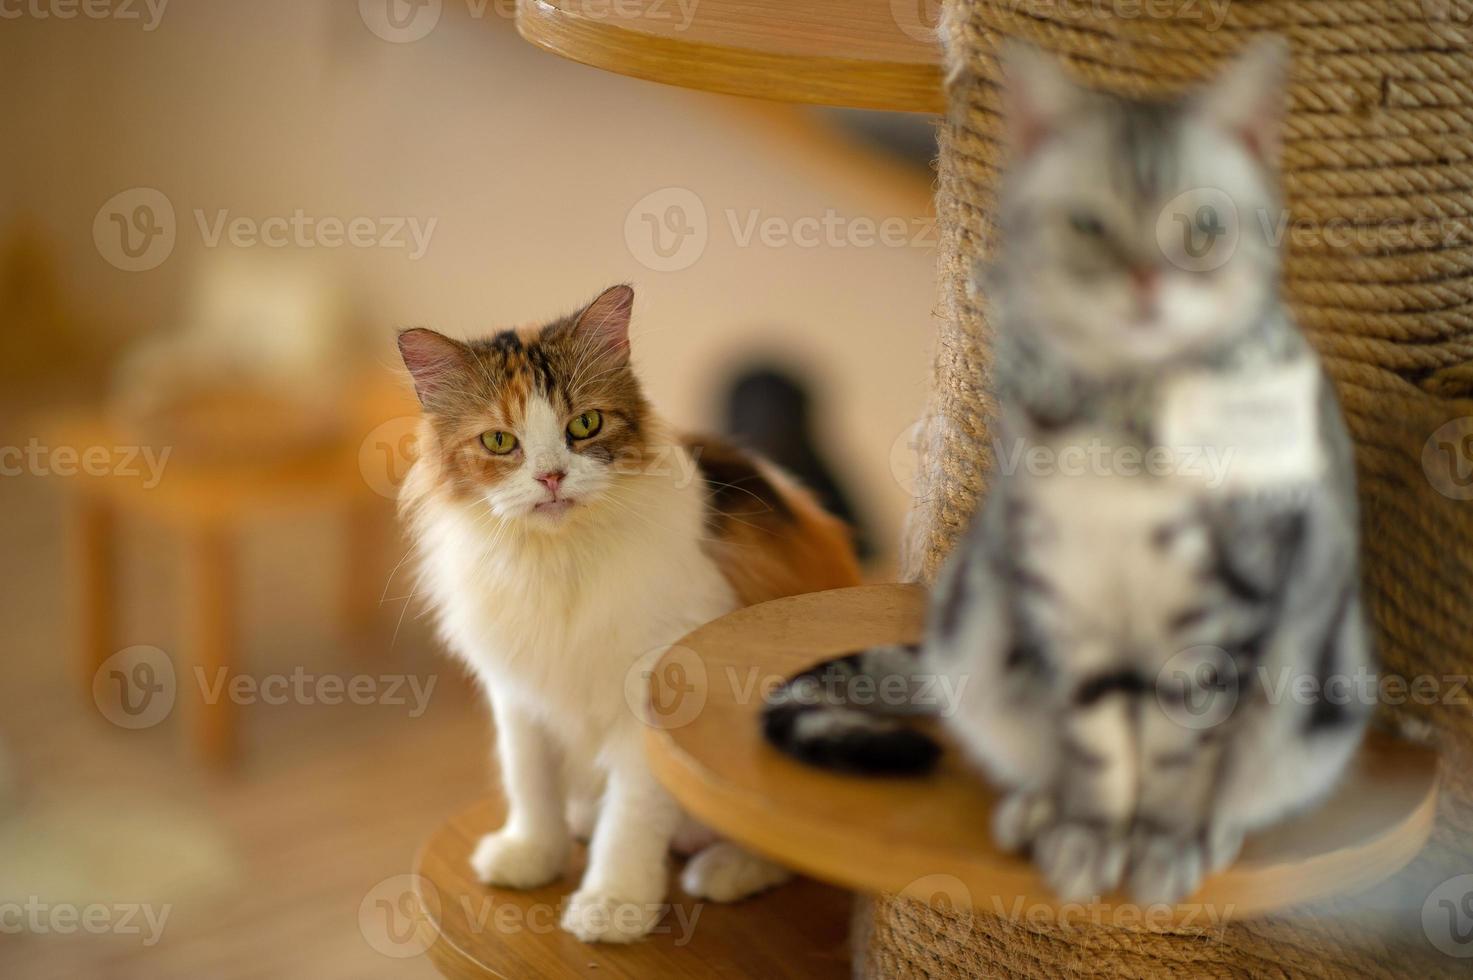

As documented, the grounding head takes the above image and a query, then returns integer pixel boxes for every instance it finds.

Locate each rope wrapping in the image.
[889,1,1473,974]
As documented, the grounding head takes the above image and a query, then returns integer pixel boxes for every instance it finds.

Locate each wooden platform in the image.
[413,799,852,978]
[515,0,945,113]
[644,584,1440,922]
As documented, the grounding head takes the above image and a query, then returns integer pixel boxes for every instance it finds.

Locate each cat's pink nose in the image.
[534,470,565,494]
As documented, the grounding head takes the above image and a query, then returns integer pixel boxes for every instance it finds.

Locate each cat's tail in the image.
[760,643,943,775]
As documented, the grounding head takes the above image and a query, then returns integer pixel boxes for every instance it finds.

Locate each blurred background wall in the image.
[0,2,938,976]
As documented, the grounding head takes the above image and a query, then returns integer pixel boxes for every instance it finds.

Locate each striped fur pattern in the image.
[399,285,860,942]
[764,40,1374,905]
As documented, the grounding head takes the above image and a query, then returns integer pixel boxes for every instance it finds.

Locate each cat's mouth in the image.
[533,498,576,517]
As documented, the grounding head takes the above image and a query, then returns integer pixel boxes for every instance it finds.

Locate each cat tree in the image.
[409,2,1472,975]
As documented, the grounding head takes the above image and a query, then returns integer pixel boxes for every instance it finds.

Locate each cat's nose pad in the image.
[534,470,565,494]
[1129,266,1161,320]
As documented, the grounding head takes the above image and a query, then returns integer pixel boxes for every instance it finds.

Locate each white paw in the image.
[1127,829,1204,906]
[992,790,1054,853]
[1034,822,1127,902]
[560,888,664,943]
[680,842,792,902]
[469,830,566,889]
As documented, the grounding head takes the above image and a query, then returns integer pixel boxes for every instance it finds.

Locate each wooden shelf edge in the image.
[516,0,945,113]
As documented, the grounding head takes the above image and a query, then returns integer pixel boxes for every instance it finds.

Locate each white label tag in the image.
[1157,359,1324,492]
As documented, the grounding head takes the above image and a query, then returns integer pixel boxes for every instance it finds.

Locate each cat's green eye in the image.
[481,431,518,455]
[1069,211,1105,237]
[567,410,603,440]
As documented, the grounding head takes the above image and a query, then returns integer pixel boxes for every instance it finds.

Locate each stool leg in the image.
[187,522,236,767]
[74,489,118,698]
[343,496,394,650]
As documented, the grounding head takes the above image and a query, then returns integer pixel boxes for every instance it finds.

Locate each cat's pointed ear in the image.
[572,284,634,363]
[398,327,473,408]
[999,41,1082,159]
[1196,37,1290,166]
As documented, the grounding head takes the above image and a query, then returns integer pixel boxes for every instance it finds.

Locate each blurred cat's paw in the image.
[671,815,718,857]
[1127,829,1204,905]
[993,790,1054,853]
[469,830,567,889]
[681,841,791,902]
[1205,822,1244,875]
[1035,822,1127,901]
[561,888,663,943]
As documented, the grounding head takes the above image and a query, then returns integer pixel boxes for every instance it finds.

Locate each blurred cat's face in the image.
[398,285,651,530]
[995,41,1287,376]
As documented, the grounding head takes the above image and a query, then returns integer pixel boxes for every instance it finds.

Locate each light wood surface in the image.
[413,799,851,979]
[645,585,1440,922]
[515,0,945,113]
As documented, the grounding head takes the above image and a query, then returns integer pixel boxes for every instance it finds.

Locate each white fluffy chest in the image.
[416,492,736,727]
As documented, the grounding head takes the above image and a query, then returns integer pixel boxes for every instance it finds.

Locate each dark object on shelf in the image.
[721,367,873,561]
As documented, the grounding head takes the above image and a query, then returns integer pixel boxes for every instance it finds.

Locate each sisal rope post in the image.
[887,1,1473,975]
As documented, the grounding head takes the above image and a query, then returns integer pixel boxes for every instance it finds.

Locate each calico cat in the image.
[764,39,1375,905]
[398,284,861,942]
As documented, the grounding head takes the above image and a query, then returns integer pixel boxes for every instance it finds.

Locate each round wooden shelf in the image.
[413,799,852,978]
[516,0,945,113]
[644,584,1440,922]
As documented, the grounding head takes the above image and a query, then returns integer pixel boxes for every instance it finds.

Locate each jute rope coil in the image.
[891,1,1473,975]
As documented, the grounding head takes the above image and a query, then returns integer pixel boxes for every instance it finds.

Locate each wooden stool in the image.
[55,378,415,766]
[413,799,852,978]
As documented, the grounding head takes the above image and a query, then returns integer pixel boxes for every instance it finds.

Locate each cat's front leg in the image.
[471,688,570,889]
[561,747,680,943]
[1032,685,1136,901]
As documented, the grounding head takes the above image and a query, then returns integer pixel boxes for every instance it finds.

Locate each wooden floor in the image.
[0,432,489,979]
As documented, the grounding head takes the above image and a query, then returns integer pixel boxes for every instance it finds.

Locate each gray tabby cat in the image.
[764,39,1375,905]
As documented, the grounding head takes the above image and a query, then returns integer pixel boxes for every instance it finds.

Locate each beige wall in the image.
[3,0,938,565]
